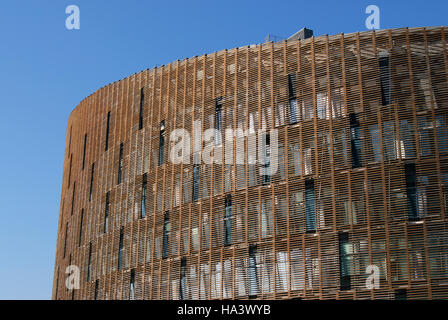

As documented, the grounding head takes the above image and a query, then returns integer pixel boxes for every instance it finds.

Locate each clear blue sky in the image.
[0,0,446,300]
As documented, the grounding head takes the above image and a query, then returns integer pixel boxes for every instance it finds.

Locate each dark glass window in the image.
[288,73,298,124]
[158,121,165,165]
[338,232,351,290]
[82,133,87,170]
[89,163,95,202]
[117,142,124,184]
[180,258,187,299]
[105,111,111,151]
[68,154,72,188]
[63,222,68,258]
[379,56,391,106]
[141,173,147,219]
[71,182,76,216]
[139,87,145,130]
[350,113,363,168]
[248,245,258,297]
[118,227,124,270]
[104,192,110,233]
[129,269,135,300]
[215,97,223,144]
[78,209,84,247]
[162,212,170,259]
[94,280,98,300]
[224,195,232,246]
[305,179,316,232]
[394,289,407,300]
[405,163,419,220]
[262,133,271,185]
[87,242,92,281]
[192,164,199,201]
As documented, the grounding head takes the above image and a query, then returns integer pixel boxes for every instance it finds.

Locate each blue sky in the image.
[0,0,446,300]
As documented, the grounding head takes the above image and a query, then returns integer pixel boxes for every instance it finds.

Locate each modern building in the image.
[53,26,448,300]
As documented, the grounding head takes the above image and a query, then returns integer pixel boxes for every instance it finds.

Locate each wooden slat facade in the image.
[53,26,448,300]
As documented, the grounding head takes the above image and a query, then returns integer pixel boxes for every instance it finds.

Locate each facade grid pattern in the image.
[53,26,448,300]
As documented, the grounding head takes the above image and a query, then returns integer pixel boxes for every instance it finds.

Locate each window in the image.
[141,173,147,219]
[192,164,199,201]
[224,195,232,246]
[63,222,68,258]
[379,55,391,105]
[78,209,84,247]
[418,116,433,157]
[89,163,95,201]
[117,142,123,184]
[338,232,351,290]
[82,133,87,170]
[94,280,98,300]
[436,115,448,154]
[288,74,298,124]
[394,289,407,300]
[180,258,187,299]
[129,269,135,300]
[289,99,299,124]
[405,163,419,220]
[139,87,144,130]
[87,242,92,281]
[261,133,271,185]
[162,212,170,259]
[105,111,111,151]
[158,120,166,165]
[305,179,316,233]
[68,154,72,188]
[350,113,363,168]
[248,245,258,297]
[215,97,223,145]
[71,182,76,216]
[118,227,124,270]
[104,192,110,233]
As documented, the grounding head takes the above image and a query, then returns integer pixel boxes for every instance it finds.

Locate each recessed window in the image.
[288,73,298,124]
[141,173,147,219]
[224,195,232,246]
[63,222,68,258]
[118,227,124,270]
[180,258,187,299]
[78,209,84,247]
[405,163,419,220]
[68,154,73,188]
[162,211,170,259]
[139,87,145,130]
[89,163,95,202]
[261,133,271,185]
[82,133,87,170]
[104,192,110,233]
[129,269,135,300]
[215,97,223,145]
[192,164,199,201]
[305,179,316,233]
[87,242,92,282]
[350,113,363,168]
[379,55,391,106]
[117,143,124,185]
[105,111,111,151]
[248,245,258,297]
[94,280,98,300]
[71,182,76,216]
[338,232,351,290]
[158,121,166,165]
[394,289,407,300]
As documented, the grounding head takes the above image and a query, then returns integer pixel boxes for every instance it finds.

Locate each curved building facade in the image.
[53,26,448,300]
